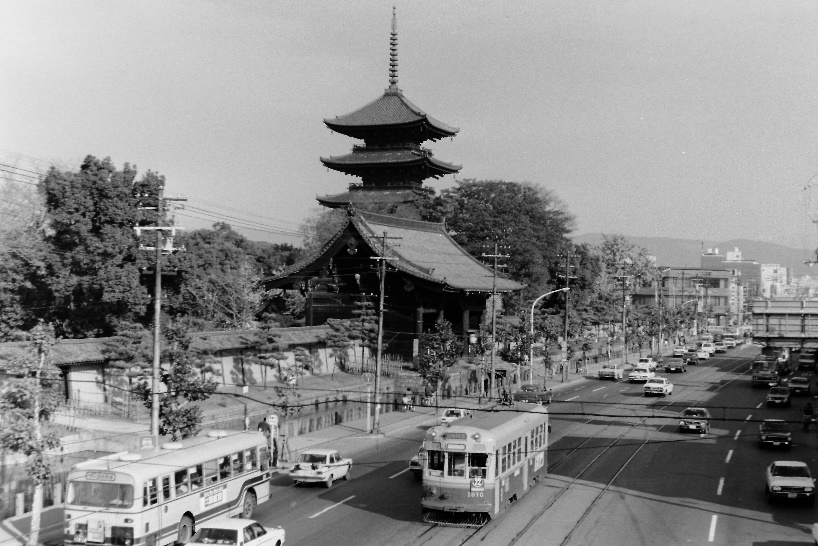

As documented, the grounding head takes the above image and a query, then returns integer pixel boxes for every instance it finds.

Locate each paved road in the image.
[249,344,818,545]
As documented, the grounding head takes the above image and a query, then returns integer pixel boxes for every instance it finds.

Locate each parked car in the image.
[189,517,285,546]
[679,407,711,433]
[672,346,688,357]
[629,366,655,383]
[289,448,352,488]
[766,386,793,407]
[439,408,468,425]
[714,341,727,353]
[759,419,792,449]
[787,376,811,396]
[409,447,425,480]
[644,377,673,397]
[637,357,659,370]
[512,384,552,404]
[598,364,624,380]
[664,357,687,373]
[765,460,815,504]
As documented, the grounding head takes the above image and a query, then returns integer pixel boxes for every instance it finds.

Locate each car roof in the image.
[683,406,710,413]
[197,516,258,530]
[771,460,809,467]
[301,448,338,456]
[762,418,787,424]
[791,377,809,382]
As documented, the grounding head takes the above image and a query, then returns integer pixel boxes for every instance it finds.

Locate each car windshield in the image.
[298,453,327,464]
[772,465,811,478]
[602,365,613,369]
[445,410,460,416]
[645,379,661,385]
[191,528,238,545]
[761,421,789,432]
[633,368,649,374]
[520,385,536,392]
[683,409,707,418]
[791,378,809,385]
[770,388,789,395]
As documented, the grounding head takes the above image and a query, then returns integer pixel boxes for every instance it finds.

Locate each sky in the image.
[3,1,818,251]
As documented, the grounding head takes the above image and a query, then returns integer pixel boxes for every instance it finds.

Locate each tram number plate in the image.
[788,493,798,499]
[467,491,483,498]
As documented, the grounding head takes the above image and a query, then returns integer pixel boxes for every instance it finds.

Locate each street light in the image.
[529,287,570,385]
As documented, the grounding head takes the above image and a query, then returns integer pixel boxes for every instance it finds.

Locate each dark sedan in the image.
[664,358,688,373]
[512,384,552,404]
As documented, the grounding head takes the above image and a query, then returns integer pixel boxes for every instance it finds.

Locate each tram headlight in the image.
[472,433,481,442]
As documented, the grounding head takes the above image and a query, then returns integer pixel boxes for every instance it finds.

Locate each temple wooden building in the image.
[265,208,522,359]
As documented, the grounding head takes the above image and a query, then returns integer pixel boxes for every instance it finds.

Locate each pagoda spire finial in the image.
[389,6,398,89]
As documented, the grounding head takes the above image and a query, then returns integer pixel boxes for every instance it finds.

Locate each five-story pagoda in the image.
[317,8,461,209]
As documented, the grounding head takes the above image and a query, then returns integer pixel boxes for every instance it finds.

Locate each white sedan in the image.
[628,366,655,383]
[696,349,711,360]
[644,377,674,397]
[289,448,352,488]
[189,517,285,546]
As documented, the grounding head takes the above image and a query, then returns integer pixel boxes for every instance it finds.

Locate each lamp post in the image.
[529,287,570,386]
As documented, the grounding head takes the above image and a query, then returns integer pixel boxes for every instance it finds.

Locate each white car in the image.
[439,408,468,425]
[628,366,655,383]
[723,337,737,348]
[637,357,659,370]
[289,448,352,488]
[189,517,285,546]
[598,364,624,380]
[765,460,815,504]
[644,377,673,397]
[672,346,687,357]
[701,342,715,355]
[696,349,711,360]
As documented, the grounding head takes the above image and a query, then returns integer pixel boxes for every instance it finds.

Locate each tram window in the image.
[501,444,508,473]
[428,450,445,475]
[245,449,258,471]
[447,452,466,477]
[469,453,488,479]
[174,469,189,495]
[161,476,171,502]
[232,452,245,474]
[189,465,203,490]
[143,478,157,507]
[516,438,522,464]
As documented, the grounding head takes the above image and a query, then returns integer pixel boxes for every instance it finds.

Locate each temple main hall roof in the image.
[267,211,523,294]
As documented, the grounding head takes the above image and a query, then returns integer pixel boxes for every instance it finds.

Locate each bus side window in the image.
[190,465,203,490]
[245,449,257,472]
[174,469,189,496]
[232,452,244,474]
[204,459,219,485]
[219,456,232,480]
[143,478,158,507]
[259,446,269,471]
[161,476,171,502]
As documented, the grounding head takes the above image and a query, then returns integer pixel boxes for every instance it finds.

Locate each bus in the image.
[64,430,271,546]
[420,403,549,526]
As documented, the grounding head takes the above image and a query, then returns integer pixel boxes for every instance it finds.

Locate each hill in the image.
[572,234,817,277]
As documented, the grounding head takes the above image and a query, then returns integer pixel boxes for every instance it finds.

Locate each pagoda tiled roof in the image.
[268,211,523,294]
[324,88,459,140]
[316,188,430,208]
[320,148,461,177]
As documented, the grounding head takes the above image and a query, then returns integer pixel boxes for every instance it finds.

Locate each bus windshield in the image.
[67,481,134,508]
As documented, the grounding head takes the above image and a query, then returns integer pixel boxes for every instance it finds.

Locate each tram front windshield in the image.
[428,450,489,479]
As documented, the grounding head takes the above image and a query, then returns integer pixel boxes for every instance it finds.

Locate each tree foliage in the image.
[417,318,460,387]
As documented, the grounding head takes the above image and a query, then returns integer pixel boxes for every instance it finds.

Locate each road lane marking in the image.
[734,430,741,440]
[389,468,410,479]
[745,415,752,421]
[717,477,724,495]
[725,450,733,463]
[756,402,763,408]
[566,396,579,401]
[708,515,717,542]
[308,495,356,519]
[592,387,605,392]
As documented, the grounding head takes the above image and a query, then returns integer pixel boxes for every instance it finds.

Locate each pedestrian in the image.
[280,435,291,463]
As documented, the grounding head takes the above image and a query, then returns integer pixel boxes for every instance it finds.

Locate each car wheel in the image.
[176,516,194,545]
[326,476,334,489]
[241,490,256,518]
[344,465,351,480]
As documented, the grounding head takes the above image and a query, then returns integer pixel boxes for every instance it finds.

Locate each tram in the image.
[420,403,549,526]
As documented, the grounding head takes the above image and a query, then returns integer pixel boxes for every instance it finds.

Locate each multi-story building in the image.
[632,267,733,328]
[701,247,762,299]
[760,264,789,298]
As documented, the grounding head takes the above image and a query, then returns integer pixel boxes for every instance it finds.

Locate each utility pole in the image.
[370,231,399,434]
[616,275,631,364]
[558,250,576,381]
[482,243,509,400]
[136,189,186,440]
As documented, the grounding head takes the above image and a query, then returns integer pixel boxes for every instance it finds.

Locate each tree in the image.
[0,322,62,546]
[38,156,161,337]
[420,179,575,295]
[417,318,460,389]
[131,322,219,440]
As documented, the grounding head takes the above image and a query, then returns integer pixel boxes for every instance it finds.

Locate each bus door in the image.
[152,475,172,546]
[141,477,161,546]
